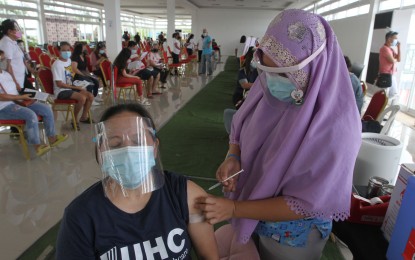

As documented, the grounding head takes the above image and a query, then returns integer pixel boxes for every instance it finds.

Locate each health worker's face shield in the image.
[95,116,164,197]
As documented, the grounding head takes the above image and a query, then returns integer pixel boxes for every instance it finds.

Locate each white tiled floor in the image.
[0,57,414,259]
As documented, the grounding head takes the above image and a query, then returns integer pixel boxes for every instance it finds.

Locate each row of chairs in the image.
[362,88,400,135]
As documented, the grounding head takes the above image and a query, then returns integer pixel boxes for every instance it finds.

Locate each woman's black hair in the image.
[113,48,132,74]
[243,47,255,75]
[0,19,19,39]
[186,33,194,43]
[128,40,137,48]
[100,104,156,131]
[71,43,83,60]
[240,35,246,43]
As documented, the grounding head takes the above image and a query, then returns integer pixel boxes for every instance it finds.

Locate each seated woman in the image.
[71,43,102,102]
[147,43,168,89]
[90,42,108,87]
[224,47,258,134]
[113,48,149,105]
[212,39,221,60]
[0,50,68,156]
[127,42,161,98]
[56,103,219,259]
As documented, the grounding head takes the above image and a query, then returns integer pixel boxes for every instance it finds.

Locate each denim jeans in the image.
[0,102,56,145]
[199,53,213,75]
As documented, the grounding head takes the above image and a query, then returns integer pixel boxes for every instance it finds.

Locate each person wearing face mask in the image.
[56,103,219,260]
[91,41,108,88]
[52,42,94,130]
[223,47,258,134]
[198,28,213,76]
[127,41,161,98]
[196,10,361,260]
[148,43,168,88]
[0,19,25,92]
[71,43,102,104]
[379,31,401,105]
[0,49,68,156]
[170,32,181,76]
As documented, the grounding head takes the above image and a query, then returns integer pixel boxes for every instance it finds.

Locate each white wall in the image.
[194,8,278,56]
[329,14,372,69]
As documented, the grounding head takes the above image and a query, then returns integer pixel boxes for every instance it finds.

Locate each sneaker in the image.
[50,134,69,147]
[92,100,101,106]
[36,144,51,157]
[94,97,104,102]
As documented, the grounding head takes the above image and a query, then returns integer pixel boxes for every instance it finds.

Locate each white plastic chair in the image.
[377,105,400,135]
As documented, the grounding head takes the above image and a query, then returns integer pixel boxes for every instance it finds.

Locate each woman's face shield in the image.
[95,116,164,197]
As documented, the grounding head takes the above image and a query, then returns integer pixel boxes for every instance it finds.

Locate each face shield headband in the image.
[95,116,164,197]
[255,41,326,74]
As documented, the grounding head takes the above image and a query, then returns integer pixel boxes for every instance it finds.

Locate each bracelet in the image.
[226,153,240,161]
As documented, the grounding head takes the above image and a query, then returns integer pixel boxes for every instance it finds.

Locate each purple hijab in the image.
[229,9,361,243]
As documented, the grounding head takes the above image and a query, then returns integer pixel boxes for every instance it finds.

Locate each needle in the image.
[208,169,244,190]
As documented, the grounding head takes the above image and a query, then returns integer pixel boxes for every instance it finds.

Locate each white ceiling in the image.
[73,0,315,19]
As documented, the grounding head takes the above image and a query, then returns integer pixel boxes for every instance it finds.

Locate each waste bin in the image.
[353,133,403,186]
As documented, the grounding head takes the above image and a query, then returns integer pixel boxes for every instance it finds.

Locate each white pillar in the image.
[167,0,175,48]
[104,0,122,60]
[38,0,48,44]
[99,9,104,42]
[361,0,380,80]
[191,9,197,35]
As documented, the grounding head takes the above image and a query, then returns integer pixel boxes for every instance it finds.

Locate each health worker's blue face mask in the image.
[265,73,303,104]
[101,146,156,189]
[61,51,71,60]
[255,41,326,105]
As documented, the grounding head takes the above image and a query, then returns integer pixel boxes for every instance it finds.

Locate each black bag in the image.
[361,120,382,133]
[376,73,392,88]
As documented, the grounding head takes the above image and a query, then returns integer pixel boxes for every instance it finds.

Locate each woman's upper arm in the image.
[186,181,219,259]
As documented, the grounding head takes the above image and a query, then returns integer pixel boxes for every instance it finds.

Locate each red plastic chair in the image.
[37,68,82,131]
[47,45,54,56]
[29,50,40,65]
[34,47,43,56]
[28,46,35,51]
[53,46,60,57]
[162,49,182,74]
[85,54,93,72]
[100,60,137,103]
[362,90,388,121]
[39,53,53,68]
[0,119,30,159]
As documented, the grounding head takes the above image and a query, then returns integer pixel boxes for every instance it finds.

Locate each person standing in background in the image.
[196,33,205,62]
[379,31,401,105]
[0,19,25,91]
[198,29,213,76]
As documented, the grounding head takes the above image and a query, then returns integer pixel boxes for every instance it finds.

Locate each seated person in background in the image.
[71,43,102,103]
[56,103,219,259]
[235,35,247,59]
[127,41,161,98]
[113,48,150,106]
[148,43,168,88]
[212,39,221,60]
[345,56,364,114]
[224,47,258,134]
[0,49,68,156]
[90,41,108,87]
[52,41,94,130]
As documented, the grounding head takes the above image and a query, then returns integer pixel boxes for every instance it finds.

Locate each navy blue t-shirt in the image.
[56,171,192,260]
